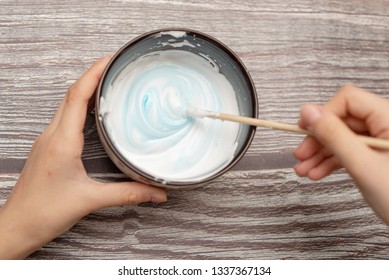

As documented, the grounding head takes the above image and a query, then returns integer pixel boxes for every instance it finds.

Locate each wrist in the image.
[0,205,44,259]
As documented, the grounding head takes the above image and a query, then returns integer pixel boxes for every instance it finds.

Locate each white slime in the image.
[100,49,240,182]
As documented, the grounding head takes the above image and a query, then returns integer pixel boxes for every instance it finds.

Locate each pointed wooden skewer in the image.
[187,107,389,150]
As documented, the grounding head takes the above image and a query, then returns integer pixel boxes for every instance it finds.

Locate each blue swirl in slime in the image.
[100,50,240,182]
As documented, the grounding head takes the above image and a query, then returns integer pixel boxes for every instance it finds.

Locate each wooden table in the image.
[1,0,389,259]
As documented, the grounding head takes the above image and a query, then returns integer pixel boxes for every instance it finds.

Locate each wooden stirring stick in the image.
[187,107,389,150]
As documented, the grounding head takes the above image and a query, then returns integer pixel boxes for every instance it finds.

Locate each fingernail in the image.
[301,105,322,130]
[150,192,167,203]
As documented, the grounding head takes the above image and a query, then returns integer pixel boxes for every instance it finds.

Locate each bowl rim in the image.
[95,28,258,189]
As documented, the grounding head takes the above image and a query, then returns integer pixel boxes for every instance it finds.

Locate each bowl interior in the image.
[97,29,257,188]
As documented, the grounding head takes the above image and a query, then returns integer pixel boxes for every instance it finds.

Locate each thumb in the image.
[300,104,371,170]
[90,181,167,209]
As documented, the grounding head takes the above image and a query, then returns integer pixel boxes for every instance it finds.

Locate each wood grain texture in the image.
[1,0,389,259]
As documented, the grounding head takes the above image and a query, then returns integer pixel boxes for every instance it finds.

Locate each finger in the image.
[294,149,330,176]
[59,56,111,138]
[300,104,372,171]
[307,156,341,180]
[326,85,380,117]
[45,98,66,134]
[294,136,322,161]
[326,85,389,138]
[294,116,369,162]
[343,116,368,134]
[90,181,167,209]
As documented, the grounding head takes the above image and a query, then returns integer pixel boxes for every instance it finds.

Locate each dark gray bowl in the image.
[95,28,257,189]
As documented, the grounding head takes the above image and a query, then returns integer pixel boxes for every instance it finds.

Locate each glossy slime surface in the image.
[100,49,240,182]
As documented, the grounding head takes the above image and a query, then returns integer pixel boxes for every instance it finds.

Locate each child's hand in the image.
[0,56,167,259]
[294,85,389,224]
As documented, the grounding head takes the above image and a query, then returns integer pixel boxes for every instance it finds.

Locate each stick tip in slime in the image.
[186,107,219,119]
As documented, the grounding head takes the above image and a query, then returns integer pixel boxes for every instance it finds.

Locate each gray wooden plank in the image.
[1,0,389,259]
[2,170,388,259]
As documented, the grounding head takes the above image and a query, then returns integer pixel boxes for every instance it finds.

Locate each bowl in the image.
[95,28,257,189]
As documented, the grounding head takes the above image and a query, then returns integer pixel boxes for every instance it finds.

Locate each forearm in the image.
[348,161,389,225]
